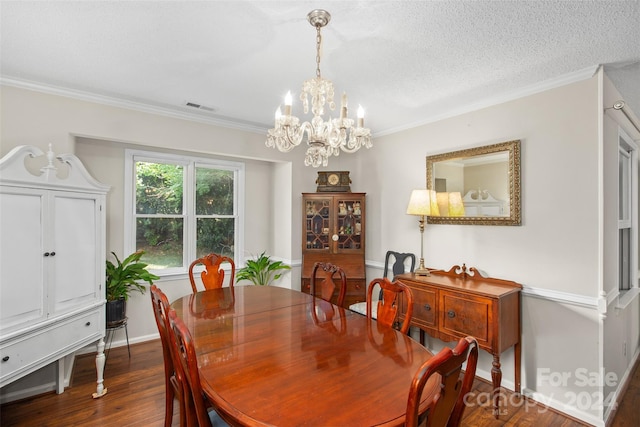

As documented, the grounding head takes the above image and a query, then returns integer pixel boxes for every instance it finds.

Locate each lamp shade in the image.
[406,189,439,216]
[448,191,465,216]
[436,191,465,216]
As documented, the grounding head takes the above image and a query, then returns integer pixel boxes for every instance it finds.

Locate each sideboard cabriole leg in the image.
[514,341,521,394]
[92,338,107,398]
[491,354,502,418]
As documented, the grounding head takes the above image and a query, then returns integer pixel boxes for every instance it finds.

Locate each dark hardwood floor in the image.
[1,340,637,426]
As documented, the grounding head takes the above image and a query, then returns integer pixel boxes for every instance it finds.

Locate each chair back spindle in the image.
[366,277,413,334]
[310,262,347,307]
[189,253,235,293]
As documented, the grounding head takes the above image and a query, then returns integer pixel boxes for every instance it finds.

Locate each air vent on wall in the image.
[184,101,216,112]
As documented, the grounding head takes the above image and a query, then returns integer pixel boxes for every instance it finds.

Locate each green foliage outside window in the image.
[135,161,236,269]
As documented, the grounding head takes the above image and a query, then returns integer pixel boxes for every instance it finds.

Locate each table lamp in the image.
[436,191,465,216]
[406,189,439,275]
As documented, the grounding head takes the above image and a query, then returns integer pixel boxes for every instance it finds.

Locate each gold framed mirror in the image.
[426,140,521,225]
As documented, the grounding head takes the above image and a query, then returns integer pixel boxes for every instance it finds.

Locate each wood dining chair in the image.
[366,277,414,334]
[377,250,416,304]
[310,261,347,307]
[150,284,186,427]
[384,250,416,280]
[188,253,235,293]
[405,336,479,427]
[168,308,230,427]
[349,252,415,317]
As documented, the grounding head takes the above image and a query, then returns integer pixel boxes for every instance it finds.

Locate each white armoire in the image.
[0,145,109,398]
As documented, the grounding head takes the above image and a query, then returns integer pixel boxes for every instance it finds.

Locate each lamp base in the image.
[414,267,431,276]
[415,258,430,276]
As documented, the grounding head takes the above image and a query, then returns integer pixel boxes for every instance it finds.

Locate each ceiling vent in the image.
[184,101,215,112]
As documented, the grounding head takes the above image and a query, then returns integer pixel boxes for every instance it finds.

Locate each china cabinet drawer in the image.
[440,291,492,347]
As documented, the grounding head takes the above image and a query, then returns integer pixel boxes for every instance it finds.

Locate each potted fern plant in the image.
[236,251,291,286]
[105,250,159,324]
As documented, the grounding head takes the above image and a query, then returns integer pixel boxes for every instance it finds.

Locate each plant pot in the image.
[106,298,126,326]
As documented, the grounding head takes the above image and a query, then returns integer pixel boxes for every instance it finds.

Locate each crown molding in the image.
[0,76,268,135]
[2,65,599,139]
[375,65,600,137]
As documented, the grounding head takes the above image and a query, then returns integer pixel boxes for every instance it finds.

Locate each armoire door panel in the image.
[0,191,46,333]
[51,194,99,314]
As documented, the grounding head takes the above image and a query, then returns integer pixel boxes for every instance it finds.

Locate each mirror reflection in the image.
[426,140,521,225]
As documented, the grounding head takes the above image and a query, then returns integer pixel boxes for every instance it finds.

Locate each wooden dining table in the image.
[171,285,438,427]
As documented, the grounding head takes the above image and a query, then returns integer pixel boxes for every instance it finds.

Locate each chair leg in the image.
[178,394,187,427]
[164,386,174,427]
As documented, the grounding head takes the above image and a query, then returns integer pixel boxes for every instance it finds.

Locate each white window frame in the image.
[124,149,245,278]
[617,128,639,307]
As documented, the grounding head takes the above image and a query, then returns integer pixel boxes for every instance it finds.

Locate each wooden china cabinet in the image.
[301,192,366,307]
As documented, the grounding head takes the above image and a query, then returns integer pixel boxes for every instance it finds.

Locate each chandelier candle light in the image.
[266,9,372,167]
[406,189,439,275]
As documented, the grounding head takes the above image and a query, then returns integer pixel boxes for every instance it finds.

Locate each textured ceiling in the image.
[1,0,639,135]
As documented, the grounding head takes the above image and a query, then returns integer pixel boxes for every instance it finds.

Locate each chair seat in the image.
[349,301,377,319]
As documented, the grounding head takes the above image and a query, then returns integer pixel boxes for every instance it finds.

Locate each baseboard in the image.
[604,347,640,426]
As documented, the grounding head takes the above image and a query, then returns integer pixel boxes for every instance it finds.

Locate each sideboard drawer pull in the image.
[2,356,9,362]
[447,310,456,318]
[423,304,431,311]
[86,321,91,326]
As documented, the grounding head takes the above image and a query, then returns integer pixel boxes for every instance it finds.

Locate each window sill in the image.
[616,287,640,309]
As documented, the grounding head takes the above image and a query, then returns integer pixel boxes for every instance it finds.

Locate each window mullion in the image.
[185,162,196,269]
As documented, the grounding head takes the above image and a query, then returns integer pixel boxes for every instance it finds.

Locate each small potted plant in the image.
[236,251,291,286]
[105,250,159,324]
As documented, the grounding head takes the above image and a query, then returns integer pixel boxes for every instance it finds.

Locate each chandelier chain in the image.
[315,25,322,79]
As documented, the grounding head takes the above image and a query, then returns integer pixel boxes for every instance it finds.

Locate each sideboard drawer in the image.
[408,286,437,330]
[440,291,492,347]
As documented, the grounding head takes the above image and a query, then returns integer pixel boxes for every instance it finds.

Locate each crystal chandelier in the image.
[266,9,372,167]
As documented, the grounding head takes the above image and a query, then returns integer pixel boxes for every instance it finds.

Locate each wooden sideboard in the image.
[396,265,522,417]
